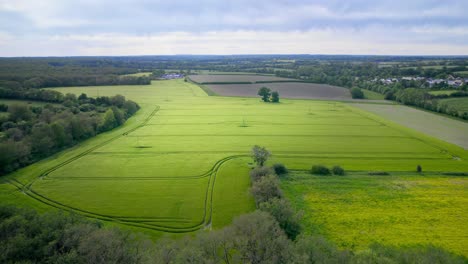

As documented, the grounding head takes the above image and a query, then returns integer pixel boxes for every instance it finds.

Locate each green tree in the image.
[8,104,33,122]
[271,91,280,103]
[350,87,364,99]
[251,175,283,205]
[259,198,302,240]
[258,87,271,102]
[99,109,117,132]
[252,145,271,167]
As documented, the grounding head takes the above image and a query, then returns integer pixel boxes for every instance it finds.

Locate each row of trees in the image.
[0,91,139,174]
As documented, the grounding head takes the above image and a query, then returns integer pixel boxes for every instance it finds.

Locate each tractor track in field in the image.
[3,104,250,232]
[5,155,247,233]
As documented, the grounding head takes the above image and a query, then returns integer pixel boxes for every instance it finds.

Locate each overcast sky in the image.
[1,0,467,56]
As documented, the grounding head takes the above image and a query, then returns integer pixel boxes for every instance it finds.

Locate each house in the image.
[161,73,184,79]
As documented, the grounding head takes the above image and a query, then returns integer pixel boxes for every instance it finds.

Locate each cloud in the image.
[0,0,467,56]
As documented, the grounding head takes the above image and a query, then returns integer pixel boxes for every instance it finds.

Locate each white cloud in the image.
[1,28,467,57]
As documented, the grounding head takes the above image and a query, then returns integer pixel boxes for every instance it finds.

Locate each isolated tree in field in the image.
[252,145,271,166]
[271,91,280,103]
[258,87,271,102]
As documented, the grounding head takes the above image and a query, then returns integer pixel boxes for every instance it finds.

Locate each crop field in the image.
[353,103,468,149]
[362,89,385,100]
[438,97,468,113]
[188,74,294,84]
[428,90,459,96]
[281,172,468,256]
[1,80,467,252]
[206,82,353,100]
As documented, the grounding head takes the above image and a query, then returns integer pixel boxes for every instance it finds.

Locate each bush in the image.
[350,88,364,99]
[272,163,288,175]
[250,166,274,182]
[331,165,345,175]
[251,175,283,205]
[259,198,302,240]
[417,165,422,173]
[311,165,330,175]
[368,171,389,176]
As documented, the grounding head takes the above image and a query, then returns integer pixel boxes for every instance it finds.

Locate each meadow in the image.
[1,79,467,254]
[438,97,468,114]
[281,172,468,256]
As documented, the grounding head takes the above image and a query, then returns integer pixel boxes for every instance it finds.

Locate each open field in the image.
[206,82,352,100]
[188,74,294,84]
[428,90,459,96]
[362,89,385,99]
[1,80,467,253]
[353,103,468,149]
[281,172,468,256]
[122,72,152,77]
[454,71,468,77]
[438,97,468,113]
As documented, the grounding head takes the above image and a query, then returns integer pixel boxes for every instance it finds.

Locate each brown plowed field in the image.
[188,74,294,83]
[206,82,352,100]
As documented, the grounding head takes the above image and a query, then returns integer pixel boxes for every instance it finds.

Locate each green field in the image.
[454,71,468,77]
[1,79,467,253]
[281,172,467,256]
[429,90,459,96]
[438,97,468,113]
[362,89,385,100]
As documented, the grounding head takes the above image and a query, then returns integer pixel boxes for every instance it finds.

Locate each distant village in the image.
[160,73,184,79]
[374,75,468,88]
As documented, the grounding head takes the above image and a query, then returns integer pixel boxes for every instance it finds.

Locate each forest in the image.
[0,88,139,174]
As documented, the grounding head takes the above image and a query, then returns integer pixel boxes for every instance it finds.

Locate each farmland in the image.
[206,82,353,100]
[281,172,468,256]
[428,90,459,96]
[353,103,468,149]
[188,74,294,84]
[1,79,467,254]
[438,97,468,114]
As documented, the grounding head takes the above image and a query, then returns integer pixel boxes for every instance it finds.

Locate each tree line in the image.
[0,90,139,174]
[0,58,151,89]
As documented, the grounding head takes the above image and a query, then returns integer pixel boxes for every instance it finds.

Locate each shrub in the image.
[259,198,302,240]
[250,166,274,182]
[331,165,345,175]
[417,165,422,173]
[368,171,389,176]
[350,88,364,99]
[251,175,283,205]
[311,165,330,175]
[272,163,288,175]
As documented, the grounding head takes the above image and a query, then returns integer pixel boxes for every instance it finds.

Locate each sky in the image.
[0,0,467,56]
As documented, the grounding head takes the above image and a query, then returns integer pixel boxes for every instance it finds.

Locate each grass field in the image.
[362,89,385,100]
[122,72,153,77]
[1,79,467,252]
[188,74,294,84]
[438,97,468,113]
[454,71,468,77]
[428,90,459,96]
[281,172,467,256]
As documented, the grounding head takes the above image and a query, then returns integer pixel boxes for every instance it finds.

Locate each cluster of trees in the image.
[0,91,139,174]
[350,88,364,99]
[257,87,280,102]
[0,58,151,89]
